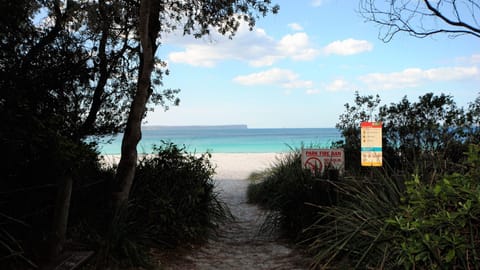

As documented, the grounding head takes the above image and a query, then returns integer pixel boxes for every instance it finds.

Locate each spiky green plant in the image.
[304,170,404,269]
[94,202,152,269]
[247,149,338,240]
[0,214,37,269]
[132,142,231,246]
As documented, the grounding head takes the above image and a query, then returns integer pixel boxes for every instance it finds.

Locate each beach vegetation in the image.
[247,92,480,268]
[306,144,480,269]
[305,170,403,269]
[385,145,480,269]
[1,0,279,267]
[132,142,230,247]
[310,93,480,268]
[0,0,173,263]
[247,149,339,240]
[337,91,478,181]
[72,142,230,269]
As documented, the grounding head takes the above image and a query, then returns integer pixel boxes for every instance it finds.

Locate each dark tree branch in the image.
[359,0,480,42]
[424,0,480,36]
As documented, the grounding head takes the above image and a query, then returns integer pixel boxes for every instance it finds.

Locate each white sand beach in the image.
[210,153,285,180]
[100,152,288,180]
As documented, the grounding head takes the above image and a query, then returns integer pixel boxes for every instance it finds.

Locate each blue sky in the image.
[146,0,480,128]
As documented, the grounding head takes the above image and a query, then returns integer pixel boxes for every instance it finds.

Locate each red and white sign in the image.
[301,149,344,174]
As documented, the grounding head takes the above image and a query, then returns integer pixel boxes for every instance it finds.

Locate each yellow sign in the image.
[361,122,382,166]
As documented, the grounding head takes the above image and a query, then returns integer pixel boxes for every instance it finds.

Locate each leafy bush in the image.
[85,142,231,268]
[247,150,338,240]
[306,145,480,269]
[336,92,479,180]
[131,142,230,246]
[91,202,152,269]
[305,171,404,269]
[386,144,480,269]
[0,136,109,268]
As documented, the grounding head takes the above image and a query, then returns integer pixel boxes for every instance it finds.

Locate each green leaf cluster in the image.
[387,144,480,269]
[78,142,231,269]
[336,92,480,180]
[131,142,230,246]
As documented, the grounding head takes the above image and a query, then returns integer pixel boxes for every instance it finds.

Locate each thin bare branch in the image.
[359,0,480,42]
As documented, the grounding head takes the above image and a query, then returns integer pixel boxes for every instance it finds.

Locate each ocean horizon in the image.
[98,125,342,155]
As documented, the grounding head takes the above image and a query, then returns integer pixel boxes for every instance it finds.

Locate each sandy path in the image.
[160,153,310,270]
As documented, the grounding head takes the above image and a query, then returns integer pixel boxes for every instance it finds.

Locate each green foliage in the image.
[305,171,404,269]
[306,145,480,269]
[379,93,467,181]
[85,142,230,268]
[466,94,480,144]
[245,92,479,268]
[336,92,479,180]
[247,150,338,240]
[132,142,230,246]
[87,202,152,269]
[386,145,480,269]
[0,135,106,265]
[301,93,480,268]
[336,91,381,174]
[1,0,279,267]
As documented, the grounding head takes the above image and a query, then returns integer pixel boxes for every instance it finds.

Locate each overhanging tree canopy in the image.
[112,0,280,212]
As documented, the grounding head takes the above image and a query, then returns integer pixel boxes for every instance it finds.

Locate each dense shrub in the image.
[386,144,480,269]
[0,138,108,269]
[85,142,230,268]
[336,92,479,180]
[247,150,338,240]
[306,145,480,269]
[246,93,480,269]
[132,142,230,246]
[305,171,404,269]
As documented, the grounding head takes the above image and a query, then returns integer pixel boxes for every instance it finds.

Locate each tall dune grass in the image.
[247,149,338,240]
[304,171,404,269]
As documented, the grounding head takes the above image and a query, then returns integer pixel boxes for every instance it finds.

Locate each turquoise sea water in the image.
[98,126,342,154]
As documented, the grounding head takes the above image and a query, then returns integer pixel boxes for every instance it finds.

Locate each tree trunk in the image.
[111,0,158,211]
[47,176,73,260]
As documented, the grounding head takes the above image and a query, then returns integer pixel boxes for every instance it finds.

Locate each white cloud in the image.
[166,22,318,67]
[167,24,278,67]
[325,79,353,92]
[288,23,303,31]
[304,79,354,94]
[278,32,319,61]
[323,38,373,56]
[233,68,313,89]
[165,24,374,68]
[359,66,480,90]
[169,44,228,67]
